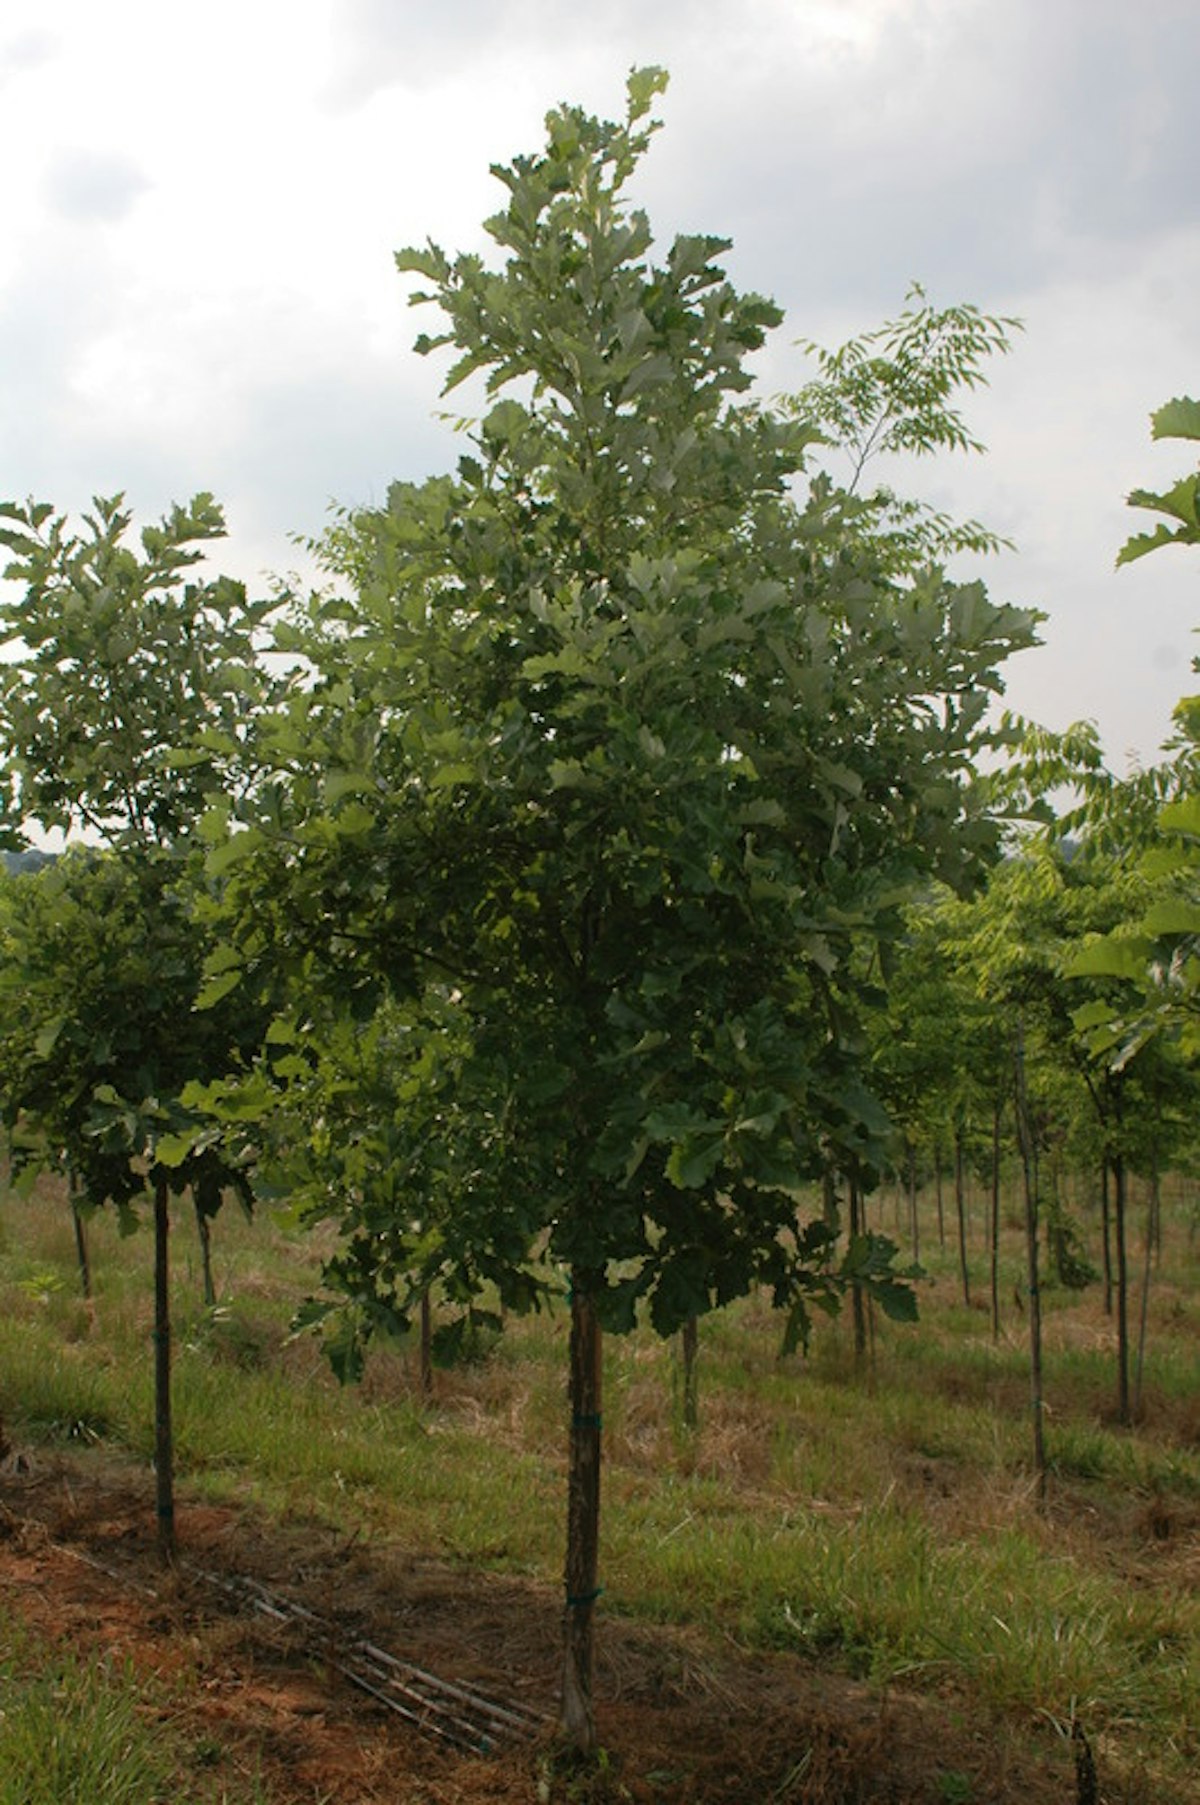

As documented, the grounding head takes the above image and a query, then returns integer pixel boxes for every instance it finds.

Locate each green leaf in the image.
[1126,475,1200,529]
[1141,899,1200,935]
[1067,937,1154,981]
[394,243,449,283]
[1071,999,1121,1033]
[870,1277,919,1324]
[195,967,242,1008]
[665,1133,724,1190]
[206,826,265,876]
[1150,396,1200,442]
[1159,795,1200,837]
[324,770,377,804]
[1117,524,1185,567]
[626,64,669,122]
[154,1130,198,1169]
[548,758,602,791]
[428,762,478,789]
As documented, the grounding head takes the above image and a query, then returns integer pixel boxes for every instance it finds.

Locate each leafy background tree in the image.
[0,493,273,1558]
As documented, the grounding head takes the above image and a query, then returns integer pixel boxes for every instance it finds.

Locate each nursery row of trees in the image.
[0,70,1196,1750]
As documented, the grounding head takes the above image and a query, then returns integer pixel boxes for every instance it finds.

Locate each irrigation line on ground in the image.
[194,1566,553,1754]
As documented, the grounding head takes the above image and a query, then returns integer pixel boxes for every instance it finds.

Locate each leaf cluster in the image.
[0,493,274,849]
[0,850,261,1220]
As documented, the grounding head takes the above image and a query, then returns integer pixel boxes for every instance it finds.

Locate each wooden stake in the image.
[561,1270,602,1752]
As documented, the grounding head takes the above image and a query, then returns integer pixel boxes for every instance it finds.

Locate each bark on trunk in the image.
[1134,1165,1157,1423]
[849,1176,867,1369]
[954,1128,971,1309]
[681,1314,699,1432]
[989,1102,1001,1343]
[70,1174,92,1302]
[153,1175,176,1565]
[193,1193,216,1309]
[1013,1020,1046,1502]
[561,1272,602,1752]
[1114,1152,1130,1427]
[419,1289,433,1401]
[1100,1158,1112,1318]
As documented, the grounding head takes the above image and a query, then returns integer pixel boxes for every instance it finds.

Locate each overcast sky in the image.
[2,0,1197,770]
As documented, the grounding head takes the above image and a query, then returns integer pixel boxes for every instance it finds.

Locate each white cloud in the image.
[0,0,1197,764]
[44,149,150,223]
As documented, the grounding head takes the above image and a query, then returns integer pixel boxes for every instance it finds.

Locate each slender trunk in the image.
[1114,1152,1130,1427]
[193,1194,216,1309]
[934,1142,945,1249]
[989,1101,1001,1343]
[1100,1159,1112,1318]
[562,1271,603,1752]
[419,1289,433,1401]
[153,1175,176,1565]
[1111,1147,1126,1429]
[954,1127,971,1309]
[906,1144,920,1265]
[1134,1165,1158,1422]
[681,1314,699,1432]
[1045,1156,1059,1273]
[69,1173,92,1301]
[822,1165,838,1232]
[1013,1020,1046,1502]
[849,1176,867,1370]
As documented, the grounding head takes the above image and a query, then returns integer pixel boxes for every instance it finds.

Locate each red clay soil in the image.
[0,1448,1125,1803]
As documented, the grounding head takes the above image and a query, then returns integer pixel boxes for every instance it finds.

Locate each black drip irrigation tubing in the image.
[191,1566,554,1756]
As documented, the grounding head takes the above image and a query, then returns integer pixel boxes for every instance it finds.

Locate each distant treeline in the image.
[2,849,56,875]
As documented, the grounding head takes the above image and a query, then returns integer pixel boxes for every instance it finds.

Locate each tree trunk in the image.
[1013,1020,1046,1502]
[934,1141,945,1249]
[562,1271,603,1752]
[419,1288,433,1401]
[1114,1152,1130,1427]
[989,1101,1001,1343]
[954,1127,971,1309]
[681,1314,699,1432]
[849,1176,867,1370]
[1100,1158,1112,1318]
[1134,1165,1158,1422]
[69,1172,92,1302]
[153,1175,176,1565]
[906,1144,920,1265]
[193,1193,216,1309]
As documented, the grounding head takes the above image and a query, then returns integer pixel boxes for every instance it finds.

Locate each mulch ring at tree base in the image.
[0,1447,1102,1803]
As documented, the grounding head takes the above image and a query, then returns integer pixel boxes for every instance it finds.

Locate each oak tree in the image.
[210,70,1040,1743]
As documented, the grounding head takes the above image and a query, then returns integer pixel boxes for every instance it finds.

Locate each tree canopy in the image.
[210,67,1041,1349]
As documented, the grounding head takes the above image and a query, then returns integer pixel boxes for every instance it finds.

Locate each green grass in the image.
[0,1614,271,1804]
[1,1172,1199,1794]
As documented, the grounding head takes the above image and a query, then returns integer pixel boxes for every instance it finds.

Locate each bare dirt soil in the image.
[0,1448,1101,1803]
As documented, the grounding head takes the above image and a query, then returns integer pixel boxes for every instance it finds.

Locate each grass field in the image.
[0,1168,1196,1801]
